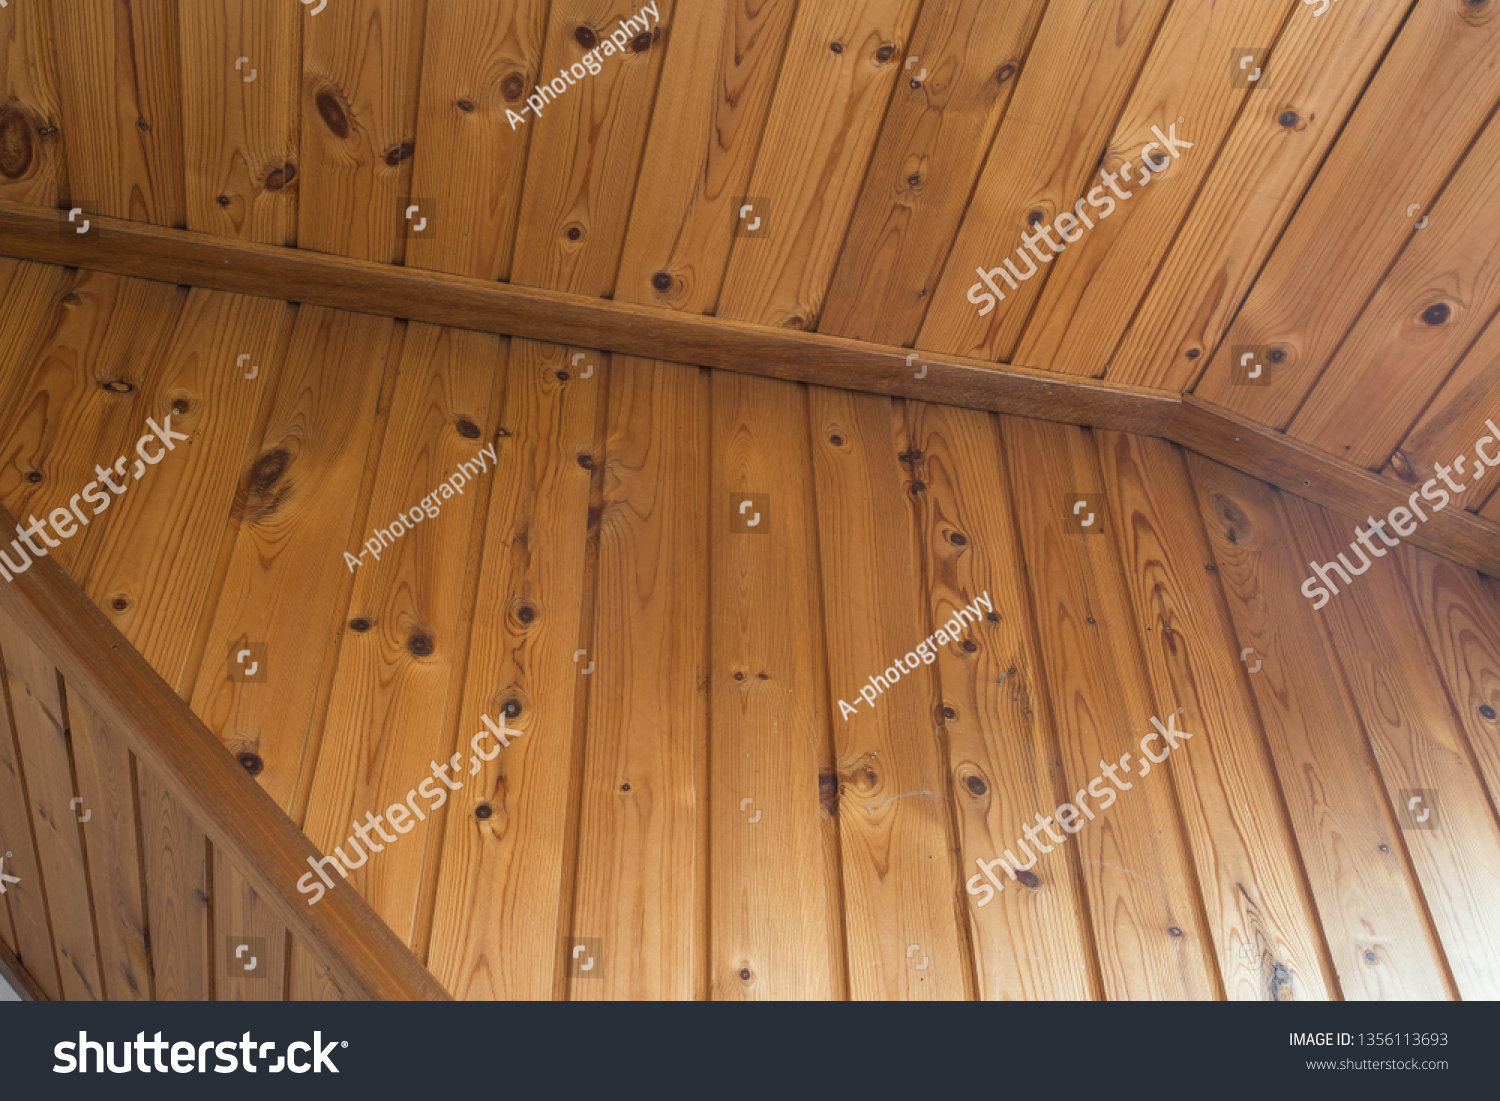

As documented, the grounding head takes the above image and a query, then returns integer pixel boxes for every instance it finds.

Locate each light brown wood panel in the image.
[1195,0,1500,421]
[1109,0,1417,390]
[298,0,426,263]
[0,0,66,206]
[1284,494,1500,998]
[63,681,151,1000]
[706,371,843,1000]
[0,614,61,999]
[1001,416,1216,1000]
[916,0,1169,362]
[715,0,922,329]
[425,339,596,999]
[178,0,301,245]
[568,357,708,1000]
[904,401,1095,999]
[0,867,13,956]
[0,261,69,397]
[134,768,208,1000]
[818,0,1044,347]
[213,856,285,1000]
[1098,431,1332,1000]
[405,0,548,280]
[302,323,497,946]
[1186,454,1452,999]
[51,0,184,225]
[615,0,798,314]
[1014,0,1296,375]
[1290,111,1500,464]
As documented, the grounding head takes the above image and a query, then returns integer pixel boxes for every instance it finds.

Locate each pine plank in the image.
[903,401,1095,999]
[1194,0,1500,421]
[817,0,1044,347]
[715,0,922,329]
[1013,0,1297,375]
[178,0,301,245]
[0,0,66,206]
[298,0,426,263]
[425,339,597,999]
[134,767,209,1000]
[301,322,497,946]
[614,0,799,313]
[705,371,843,1000]
[62,680,151,1000]
[508,0,676,296]
[0,261,69,400]
[51,0,184,225]
[1109,0,1419,390]
[1001,416,1216,1000]
[213,857,285,1000]
[1186,453,1451,999]
[915,0,1169,362]
[405,0,549,280]
[1284,494,1500,998]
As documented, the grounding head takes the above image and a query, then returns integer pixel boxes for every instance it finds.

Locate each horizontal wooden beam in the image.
[0,501,450,1001]
[1165,396,1500,577]
[0,201,1178,436]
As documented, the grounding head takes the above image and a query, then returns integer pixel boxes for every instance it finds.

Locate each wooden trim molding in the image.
[0,936,48,1001]
[0,501,450,1001]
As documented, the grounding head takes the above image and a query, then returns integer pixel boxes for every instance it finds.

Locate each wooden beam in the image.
[1165,396,1500,578]
[0,201,1177,436]
[0,502,450,1002]
[0,936,49,1001]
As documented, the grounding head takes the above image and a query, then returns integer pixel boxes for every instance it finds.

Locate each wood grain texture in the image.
[1285,493,1500,998]
[916,0,1169,362]
[0,260,68,398]
[134,769,209,1000]
[0,0,66,206]
[904,401,1095,999]
[405,0,548,280]
[1186,453,1451,999]
[615,0,798,314]
[212,855,285,1000]
[178,0,301,245]
[0,932,49,999]
[1001,415,1216,1000]
[1195,0,1500,421]
[716,0,922,329]
[298,0,425,262]
[817,0,1044,347]
[51,0,184,225]
[1098,431,1332,1000]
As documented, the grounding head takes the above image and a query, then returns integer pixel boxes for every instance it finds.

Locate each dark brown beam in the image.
[0,201,1178,436]
[0,501,450,1002]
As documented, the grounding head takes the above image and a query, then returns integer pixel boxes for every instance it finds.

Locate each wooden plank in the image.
[134,768,209,1000]
[1194,0,1500,421]
[915,0,1169,362]
[1166,396,1500,579]
[301,322,496,947]
[1284,493,1500,998]
[0,0,66,206]
[704,371,843,1000]
[817,0,1044,346]
[509,0,675,295]
[0,203,1183,435]
[903,401,1095,999]
[178,0,301,245]
[51,0,184,225]
[1290,107,1500,464]
[0,609,61,999]
[0,933,49,999]
[715,0,922,329]
[425,339,596,999]
[568,357,708,1000]
[298,0,426,263]
[405,0,548,280]
[1186,453,1452,999]
[615,0,798,314]
[1109,0,1417,390]
[0,260,69,400]
[213,857,285,1000]
[1097,431,1333,1000]
[1001,416,1216,1000]
[1013,0,1297,375]
[63,680,151,1000]
[0,614,102,1000]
